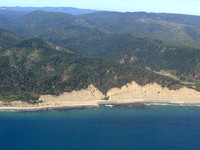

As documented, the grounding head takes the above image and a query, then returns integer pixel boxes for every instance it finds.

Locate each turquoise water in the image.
[0,104,200,150]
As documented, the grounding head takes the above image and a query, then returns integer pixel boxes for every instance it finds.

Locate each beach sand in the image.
[1,81,200,111]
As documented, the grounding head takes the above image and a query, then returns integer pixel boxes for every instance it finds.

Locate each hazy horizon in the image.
[0,0,200,16]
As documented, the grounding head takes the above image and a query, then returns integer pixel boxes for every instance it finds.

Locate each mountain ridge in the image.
[0,6,97,16]
[80,11,200,42]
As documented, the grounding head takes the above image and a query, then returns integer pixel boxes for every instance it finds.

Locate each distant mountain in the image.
[0,28,21,50]
[0,7,97,17]
[0,38,181,101]
[80,11,200,42]
[4,10,108,43]
[2,8,200,42]
[0,14,13,28]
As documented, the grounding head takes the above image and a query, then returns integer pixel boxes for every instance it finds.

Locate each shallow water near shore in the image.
[0,104,200,150]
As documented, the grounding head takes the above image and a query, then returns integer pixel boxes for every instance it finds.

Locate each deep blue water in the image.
[0,104,200,150]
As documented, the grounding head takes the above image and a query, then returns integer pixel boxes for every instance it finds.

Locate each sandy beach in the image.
[0,99,146,111]
[1,81,200,111]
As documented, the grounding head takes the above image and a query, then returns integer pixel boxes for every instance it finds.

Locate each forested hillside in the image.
[0,9,199,95]
[0,38,182,101]
[62,34,200,81]
[0,28,21,50]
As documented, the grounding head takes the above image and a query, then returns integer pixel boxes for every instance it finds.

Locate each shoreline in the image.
[0,99,143,111]
[1,99,200,112]
[1,81,200,111]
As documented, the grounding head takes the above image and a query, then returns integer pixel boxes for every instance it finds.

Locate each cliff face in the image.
[39,85,105,101]
[1,81,200,109]
[106,81,200,103]
[39,81,200,104]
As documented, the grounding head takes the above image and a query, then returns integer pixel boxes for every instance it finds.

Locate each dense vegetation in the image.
[0,10,199,82]
[0,28,21,50]
[0,38,182,101]
[0,9,199,102]
[61,34,200,81]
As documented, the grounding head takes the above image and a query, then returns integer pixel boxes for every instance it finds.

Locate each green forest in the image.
[0,8,200,102]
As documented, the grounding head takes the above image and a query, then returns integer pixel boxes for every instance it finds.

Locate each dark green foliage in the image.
[57,33,200,80]
[0,28,21,50]
[0,38,182,101]
[184,26,200,41]
[1,10,199,81]
[196,82,200,91]
[0,10,199,89]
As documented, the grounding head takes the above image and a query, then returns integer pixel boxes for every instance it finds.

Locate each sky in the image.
[0,0,200,15]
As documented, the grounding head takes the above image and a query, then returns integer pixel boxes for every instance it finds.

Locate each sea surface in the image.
[0,103,200,150]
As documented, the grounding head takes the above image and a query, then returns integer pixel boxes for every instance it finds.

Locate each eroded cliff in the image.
[1,81,200,110]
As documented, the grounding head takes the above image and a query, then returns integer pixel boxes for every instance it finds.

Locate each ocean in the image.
[0,103,200,150]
